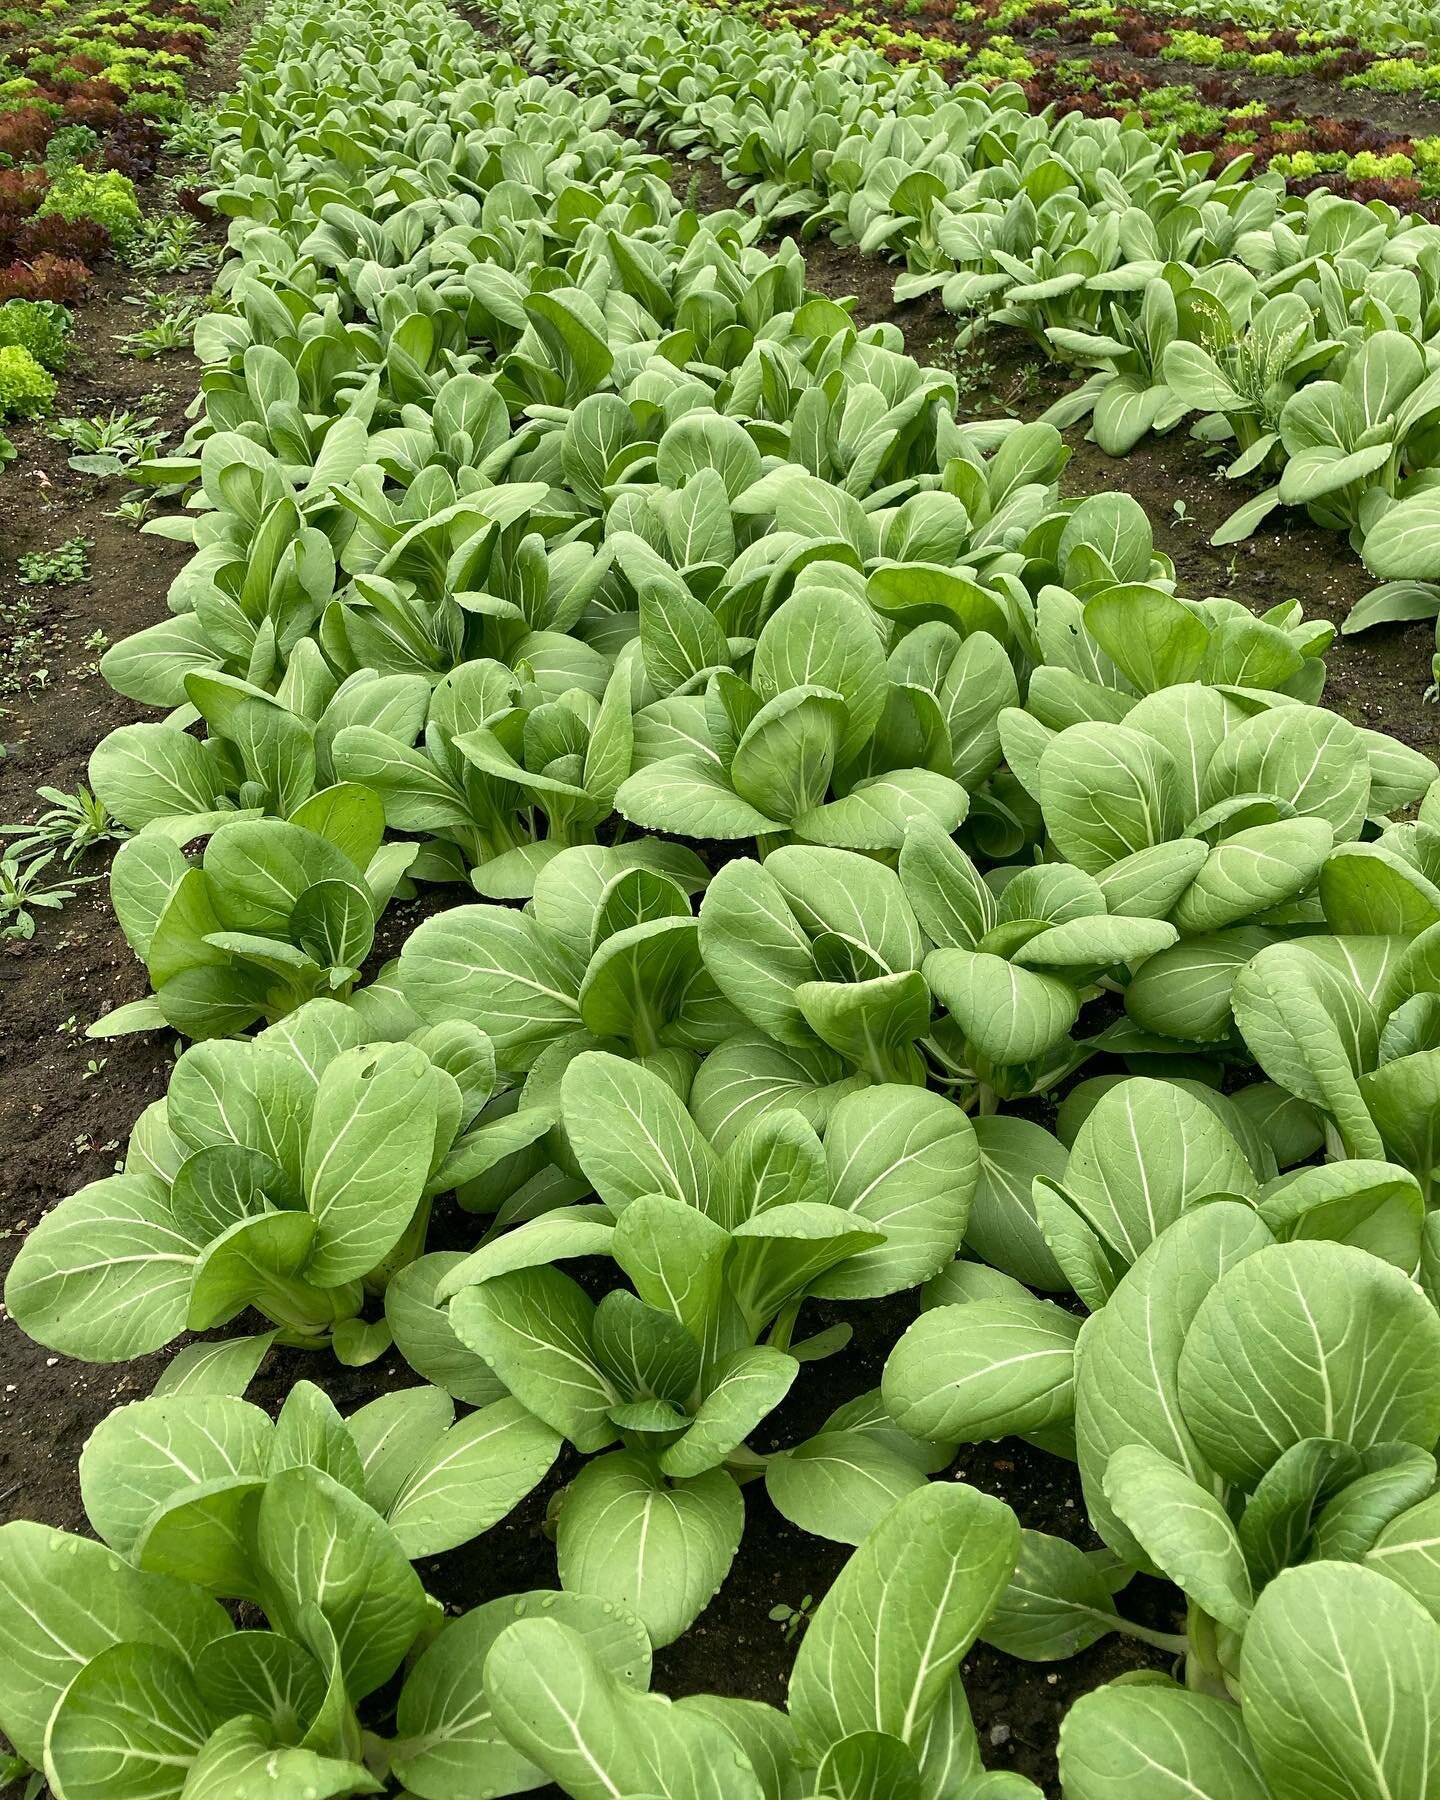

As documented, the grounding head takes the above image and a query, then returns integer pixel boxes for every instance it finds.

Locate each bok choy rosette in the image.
[5,0,1440,1795]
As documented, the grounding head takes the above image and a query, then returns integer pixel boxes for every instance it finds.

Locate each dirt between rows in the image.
[0,13,1436,1794]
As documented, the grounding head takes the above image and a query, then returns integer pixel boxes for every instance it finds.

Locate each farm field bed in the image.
[4,0,1440,1796]
[2,187,1433,1800]
[0,0,263,1619]
[505,0,1440,647]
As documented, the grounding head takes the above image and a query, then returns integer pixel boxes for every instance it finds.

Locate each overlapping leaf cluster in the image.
[7,0,1440,1795]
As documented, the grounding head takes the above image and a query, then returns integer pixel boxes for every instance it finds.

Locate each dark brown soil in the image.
[1,10,1436,1797]
[0,0,260,1665]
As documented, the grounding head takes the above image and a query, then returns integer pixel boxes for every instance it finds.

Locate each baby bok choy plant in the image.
[688,825,1181,1121]
[1010,487,1328,684]
[0,1375,564,1800]
[615,550,970,853]
[99,431,354,708]
[395,842,720,1078]
[332,654,639,896]
[696,843,938,1092]
[1056,1212,1440,1799]
[5,998,500,1363]
[997,686,1435,1058]
[420,1044,978,1647]
[90,680,330,839]
[905,825,1181,1109]
[321,487,611,690]
[1227,818,1440,1190]
[90,646,637,899]
[91,801,416,1039]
